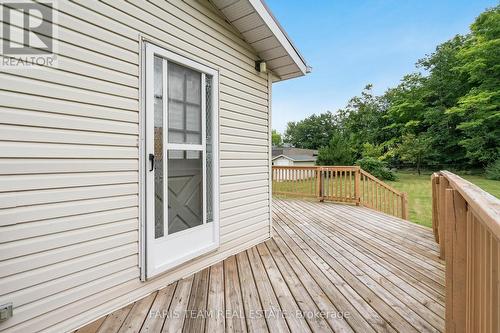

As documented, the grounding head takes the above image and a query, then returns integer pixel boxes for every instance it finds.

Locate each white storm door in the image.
[145,43,219,278]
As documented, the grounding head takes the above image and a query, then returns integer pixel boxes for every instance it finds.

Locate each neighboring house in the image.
[0,1,308,332]
[272,147,318,166]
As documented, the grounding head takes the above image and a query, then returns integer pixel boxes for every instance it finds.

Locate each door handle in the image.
[149,153,155,171]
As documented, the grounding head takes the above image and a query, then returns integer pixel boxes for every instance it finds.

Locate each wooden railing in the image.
[432,171,500,333]
[359,169,408,219]
[272,166,408,219]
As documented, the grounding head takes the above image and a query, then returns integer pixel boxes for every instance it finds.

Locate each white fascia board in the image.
[248,0,308,75]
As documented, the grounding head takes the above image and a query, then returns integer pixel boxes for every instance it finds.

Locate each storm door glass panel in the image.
[205,75,213,223]
[168,62,202,144]
[153,56,164,239]
[168,150,203,234]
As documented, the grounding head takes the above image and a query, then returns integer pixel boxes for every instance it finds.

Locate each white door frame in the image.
[143,42,220,279]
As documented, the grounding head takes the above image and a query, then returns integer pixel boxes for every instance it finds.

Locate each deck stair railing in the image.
[432,171,499,333]
[272,166,408,219]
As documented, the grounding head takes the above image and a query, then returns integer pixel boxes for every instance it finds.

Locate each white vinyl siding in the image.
[0,0,271,332]
[293,160,316,166]
[272,157,315,167]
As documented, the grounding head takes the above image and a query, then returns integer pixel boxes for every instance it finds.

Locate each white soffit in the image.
[211,0,310,81]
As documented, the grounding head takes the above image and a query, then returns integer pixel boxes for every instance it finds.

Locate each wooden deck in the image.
[76,199,445,333]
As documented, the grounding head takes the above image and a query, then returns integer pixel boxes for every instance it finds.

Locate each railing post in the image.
[444,189,467,333]
[354,167,361,206]
[316,167,324,202]
[432,174,440,242]
[401,192,408,220]
[438,176,450,259]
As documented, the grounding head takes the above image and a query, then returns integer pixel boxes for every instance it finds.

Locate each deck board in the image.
[205,262,225,332]
[76,199,445,332]
[235,251,268,332]
[140,283,176,332]
[183,268,209,333]
[224,255,247,333]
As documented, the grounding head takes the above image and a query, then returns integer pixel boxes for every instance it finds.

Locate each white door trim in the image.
[143,42,220,279]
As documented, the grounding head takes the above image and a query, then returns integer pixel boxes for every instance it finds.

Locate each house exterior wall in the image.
[272,157,315,166]
[0,1,272,332]
[294,160,316,166]
[272,156,292,166]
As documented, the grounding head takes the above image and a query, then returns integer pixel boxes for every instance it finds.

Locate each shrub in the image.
[356,157,397,181]
[485,159,500,180]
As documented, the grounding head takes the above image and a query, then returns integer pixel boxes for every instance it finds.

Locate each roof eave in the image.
[250,0,309,76]
[210,0,310,82]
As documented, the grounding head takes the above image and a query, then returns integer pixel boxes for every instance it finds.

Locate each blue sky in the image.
[266,0,497,133]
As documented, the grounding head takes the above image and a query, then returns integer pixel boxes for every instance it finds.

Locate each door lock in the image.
[149,154,155,171]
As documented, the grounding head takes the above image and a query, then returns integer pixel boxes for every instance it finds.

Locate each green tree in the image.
[361,143,384,159]
[381,6,500,169]
[414,34,479,167]
[316,133,354,166]
[449,6,500,166]
[337,85,390,156]
[281,6,500,173]
[397,133,434,175]
[272,129,283,147]
[284,111,337,149]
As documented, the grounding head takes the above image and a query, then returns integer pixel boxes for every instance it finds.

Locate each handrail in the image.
[360,169,402,195]
[432,171,500,332]
[440,170,500,238]
[272,165,408,219]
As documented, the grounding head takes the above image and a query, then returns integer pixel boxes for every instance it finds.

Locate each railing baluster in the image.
[340,170,343,201]
[328,168,332,199]
[327,169,330,199]
[384,188,387,213]
[372,178,375,208]
[341,169,344,199]
[340,170,343,200]
[391,191,394,215]
[339,170,342,199]
[354,168,360,205]
[333,169,336,199]
[334,169,336,199]
[343,170,346,201]
[293,168,296,194]
[348,170,351,200]
[297,169,300,193]
[382,188,386,213]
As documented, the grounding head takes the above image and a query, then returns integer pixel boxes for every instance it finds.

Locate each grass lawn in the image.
[387,171,500,228]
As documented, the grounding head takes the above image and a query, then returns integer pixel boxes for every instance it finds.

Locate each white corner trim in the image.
[267,73,273,238]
